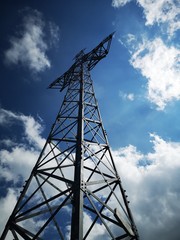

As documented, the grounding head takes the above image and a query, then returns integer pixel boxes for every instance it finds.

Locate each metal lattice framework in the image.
[1,33,139,240]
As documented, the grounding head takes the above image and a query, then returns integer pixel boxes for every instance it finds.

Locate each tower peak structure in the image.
[1,33,139,240]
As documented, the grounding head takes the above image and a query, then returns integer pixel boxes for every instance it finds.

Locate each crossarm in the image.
[85,31,115,70]
[48,66,75,91]
[49,32,115,91]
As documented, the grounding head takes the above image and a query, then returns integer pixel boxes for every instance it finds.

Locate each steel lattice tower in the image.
[1,33,139,240]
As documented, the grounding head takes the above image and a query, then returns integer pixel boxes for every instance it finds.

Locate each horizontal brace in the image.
[50,137,76,143]
[84,117,101,124]
[84,102,97,107]
[56,116,78,119]
[84,166,114,179]
[83,139,108,147]
[84,90,94,94]
[39,164,74,172]
[36,170,74,185]
[85,178,118,186]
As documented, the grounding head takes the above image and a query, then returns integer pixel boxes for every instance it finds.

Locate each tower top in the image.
[49,32,115,91]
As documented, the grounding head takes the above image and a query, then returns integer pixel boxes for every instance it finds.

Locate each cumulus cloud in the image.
[138,0,180,36]
[130,37,180,110]
[112,0,180,36]
[0,108,45,149]
[113,133,180,240]
[0,108,45,182]
[4,8,60,73]
[0,189,18,235]
[0,108,46,235]
[114,0,180,110]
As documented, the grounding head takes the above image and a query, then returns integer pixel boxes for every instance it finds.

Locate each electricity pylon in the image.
[1,33,139,240]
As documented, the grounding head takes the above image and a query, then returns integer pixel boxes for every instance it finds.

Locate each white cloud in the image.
[0,108,45,149]
[0,139,16,148]
[0,108,46,236]
[112,0,180,36]
[138,0,180,36]
[0,189,18,235]
[125,33,136,45]
[119,91,135,101]
[4,8,60,73]
[0,108,45,183]
[112,0,132,8]
[0,145,39,182]
[113,133,180,240]
[130,37,180,110]
[127,93,134,101]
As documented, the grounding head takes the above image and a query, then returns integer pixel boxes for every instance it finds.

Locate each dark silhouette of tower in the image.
[1,33,139,240]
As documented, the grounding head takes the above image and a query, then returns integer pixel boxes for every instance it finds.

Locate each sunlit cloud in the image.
[0,108,45,183]
[0,189,18,235]
[113,133,180,239]
[130,37,180,110]
[4,8,60,73]
[0,108,46,234]
[114,0,180,110]
[112,0,180,36]
[0,108,45,149]
[138,0,180,36]
[112,0,131,7]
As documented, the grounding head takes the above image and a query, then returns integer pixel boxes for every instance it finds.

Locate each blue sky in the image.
[0,0,180,239]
